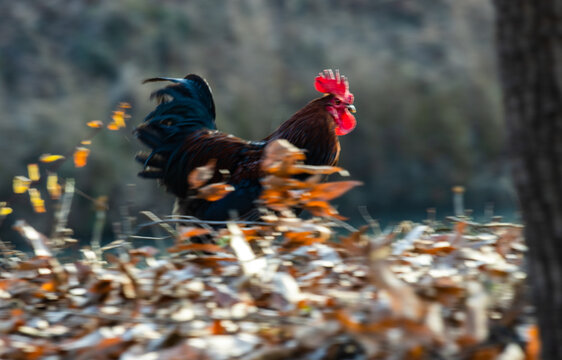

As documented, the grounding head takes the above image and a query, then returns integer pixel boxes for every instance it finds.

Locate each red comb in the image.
[314,69,354,103]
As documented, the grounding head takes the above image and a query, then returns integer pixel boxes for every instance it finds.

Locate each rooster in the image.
[136,69,356,220]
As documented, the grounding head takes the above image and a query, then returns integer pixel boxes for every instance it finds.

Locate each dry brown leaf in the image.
[261,139,306,175]
[306,180,363,201]
[188,159,217,188]
[180,227,211,239]
[129,246,159,257]
[526,324,541,360]
[189,256,237,267]
[304,200,346,220]
[210,320,228,335]
[197,182,234,201]
[168,243,226,253]
[89,279,113,295]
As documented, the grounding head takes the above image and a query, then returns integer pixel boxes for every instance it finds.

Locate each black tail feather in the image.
[138,168,165,179]
[135,151,166,169]
[136,73,217,194]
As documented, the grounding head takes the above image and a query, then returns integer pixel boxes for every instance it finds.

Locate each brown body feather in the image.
[265,95,340,167]
[173,95,340,187]
[137,75,344,220]
[172,96,339,220]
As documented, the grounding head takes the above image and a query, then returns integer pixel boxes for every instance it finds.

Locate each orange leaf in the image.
[290,164,345,175]
[284,231,326,245]
[168,243,225,253]
[338,225,369,255]
[455,221,467,234]
[336,309,364,332]
[112,110,126,128]
[28,188,46,213]
[181,227,211,239]
[197,182,234,201]
[107,123,120,131]
[189,256,237,267]
[73,147,90,168]
[304,200,346,220]
[406,345,425,360]
[240,227,265,241]
[129,246,159,257]
[89,279,113,294]
[39,154,65,163]
[188,159,217,188]
[210,320,228,335]
[468,346,501,359]
[32,204,46,213]
[40,281,56,292]
[87,120,104,128]
[11,308,24,317]
[414,242,457,256]
[526,324,541,360]
[307,180,363,201]
[98,337,123,349]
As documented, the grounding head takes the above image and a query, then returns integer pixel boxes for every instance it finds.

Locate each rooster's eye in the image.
[334,99,341,105]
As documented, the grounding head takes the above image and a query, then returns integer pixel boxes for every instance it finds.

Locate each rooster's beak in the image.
[347,104,356,114]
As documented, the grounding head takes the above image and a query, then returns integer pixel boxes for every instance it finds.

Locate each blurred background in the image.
[0,0,518,247]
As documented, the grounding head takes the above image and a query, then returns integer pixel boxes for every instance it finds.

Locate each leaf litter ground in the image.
[0,139,536,359]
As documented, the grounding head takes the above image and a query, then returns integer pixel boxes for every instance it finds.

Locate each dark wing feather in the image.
[138,127,266,218]
[156,130,265,198]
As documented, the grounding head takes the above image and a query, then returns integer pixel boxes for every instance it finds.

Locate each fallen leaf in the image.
[87,120,104,128]
[112,110,126,127]
[27,163,40,181]
[307,180,363,201]
[28,188,46,213]
[188,159,217,188]
[168,243,225,253]
[181,227,211,239]
[107,123,120,131]
[39,154,65,163]
[13,176,32,194]
[210,320,228,335]
[41,281,56,292]
[526,324,540,360]
[73,147,90,168]
[129,246,159,257]
[197,182,234,201]
[46,173,62,199]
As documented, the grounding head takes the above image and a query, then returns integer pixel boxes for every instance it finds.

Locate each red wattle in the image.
[335,110,356,136]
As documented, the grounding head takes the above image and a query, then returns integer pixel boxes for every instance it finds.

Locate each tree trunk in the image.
[493,1,562,358]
